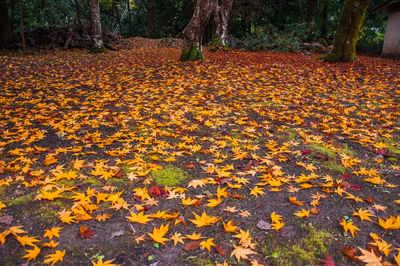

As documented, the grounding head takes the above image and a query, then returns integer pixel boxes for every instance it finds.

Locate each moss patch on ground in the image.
[151,167,189,186]
[262,225,333,265]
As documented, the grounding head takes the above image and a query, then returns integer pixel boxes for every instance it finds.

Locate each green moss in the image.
[180,45,204,61]
[83,176,103,186]
[90,44,107,54]
[321,160,346,174]
[151,167,189,186]
[262,225,333,265]
[310,143,337,158]
[8,192,35,206]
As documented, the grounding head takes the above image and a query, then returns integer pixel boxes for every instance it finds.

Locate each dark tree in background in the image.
[180,0,217,61]
[321,0,370,62]
[0,0,13,43]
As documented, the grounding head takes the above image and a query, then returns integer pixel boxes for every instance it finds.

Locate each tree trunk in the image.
[320,0,328,38]
[0,0,12,43]
[299,0,305,24]
[213,0,233,45]
[89,0,103,50]
[146,0,152,38]
[74,0,82,25]
[321,0,369,62]
[18,0,25,50]
[306,0,312,29]
[181,0,217,61]
[126,0,132,36]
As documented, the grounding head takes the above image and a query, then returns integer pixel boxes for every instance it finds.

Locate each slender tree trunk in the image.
[74,0,82,25]
[321,0,369,62]
[11,0,15,32]
[0,0,13,43]
[181,0,217,61]
[299,0,305,24]
[320,0,328,38]
[18,0,25,50]
[146,0,152,38]
[213,0,233,45]
[112,0,122,34]
[126,0,132,36]
[306,0,312,29]
[89,0,103,50]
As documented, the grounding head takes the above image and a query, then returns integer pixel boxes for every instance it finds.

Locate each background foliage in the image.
[4,0,389,52]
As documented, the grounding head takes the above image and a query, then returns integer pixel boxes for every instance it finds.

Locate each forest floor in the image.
[0,43,399,266]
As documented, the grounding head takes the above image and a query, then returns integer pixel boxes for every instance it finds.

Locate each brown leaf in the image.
[184,241,200,251]
[78,225,96,239]
[0,214,14,225]
[232,193,245,199]
[214,243,227,256]
[342,245,361,262]
[320,254,335,266]
[185,162,196,169]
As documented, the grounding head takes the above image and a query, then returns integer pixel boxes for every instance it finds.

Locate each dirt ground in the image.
[0,42,399,265]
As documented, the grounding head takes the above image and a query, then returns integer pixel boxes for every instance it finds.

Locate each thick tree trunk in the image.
[0,0,12,43]
[321,0,369,62]
[89,0,103,50]
[18,0,25,50]
[181,0,217,61]
[146,0,152,38]
[213,0,233,45]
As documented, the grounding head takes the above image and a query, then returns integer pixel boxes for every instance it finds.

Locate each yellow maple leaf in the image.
[7,226,27,236]
[356,248,382,265]
[250,186,265,197]
[170,232,184,246]
[205,197,222,208]
[185,232,205,240]
[340,219,359,237]
[215,186,229,199]
[180,196,200,206]
[91,258,120,266]
[200,238,215,252]
[16,235,40,246]
[126,211,153,224]
[353,208,375,222]
[43,227,63,240]
[230,245,256,262]
[187,179,206,189]
[148,223,169,245]
[294,209,310,218]
[189,211,219,227]
[222,220,238,233]
[22,245,41,261]
[42,240,59,248]
[43,250,65,265]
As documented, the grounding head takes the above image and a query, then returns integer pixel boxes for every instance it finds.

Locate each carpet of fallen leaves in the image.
[0,46,399,266]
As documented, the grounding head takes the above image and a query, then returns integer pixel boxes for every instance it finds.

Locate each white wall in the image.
[383,11,400,55]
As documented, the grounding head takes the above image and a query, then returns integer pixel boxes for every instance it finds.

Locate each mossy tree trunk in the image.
[213,0,233,46]
[181,0,217,61]
[0,0,13,43]
[89,0,104,51]
[321,0,369,62]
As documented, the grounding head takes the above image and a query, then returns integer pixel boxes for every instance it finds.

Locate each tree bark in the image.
[146,0,152,38]
[0,0,13,43]
[213,0,233,45]
[306,0,312,29]
[320,0,328,38]
[126,0,132,36]
[74,0,82,25]
[299,0,305,24]
[89,0,103,50]
[18,0,25,50]
[181,0,217,61]
[321,0,369,62]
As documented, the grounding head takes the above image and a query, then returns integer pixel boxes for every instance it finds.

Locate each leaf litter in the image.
[0,45,399,265]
